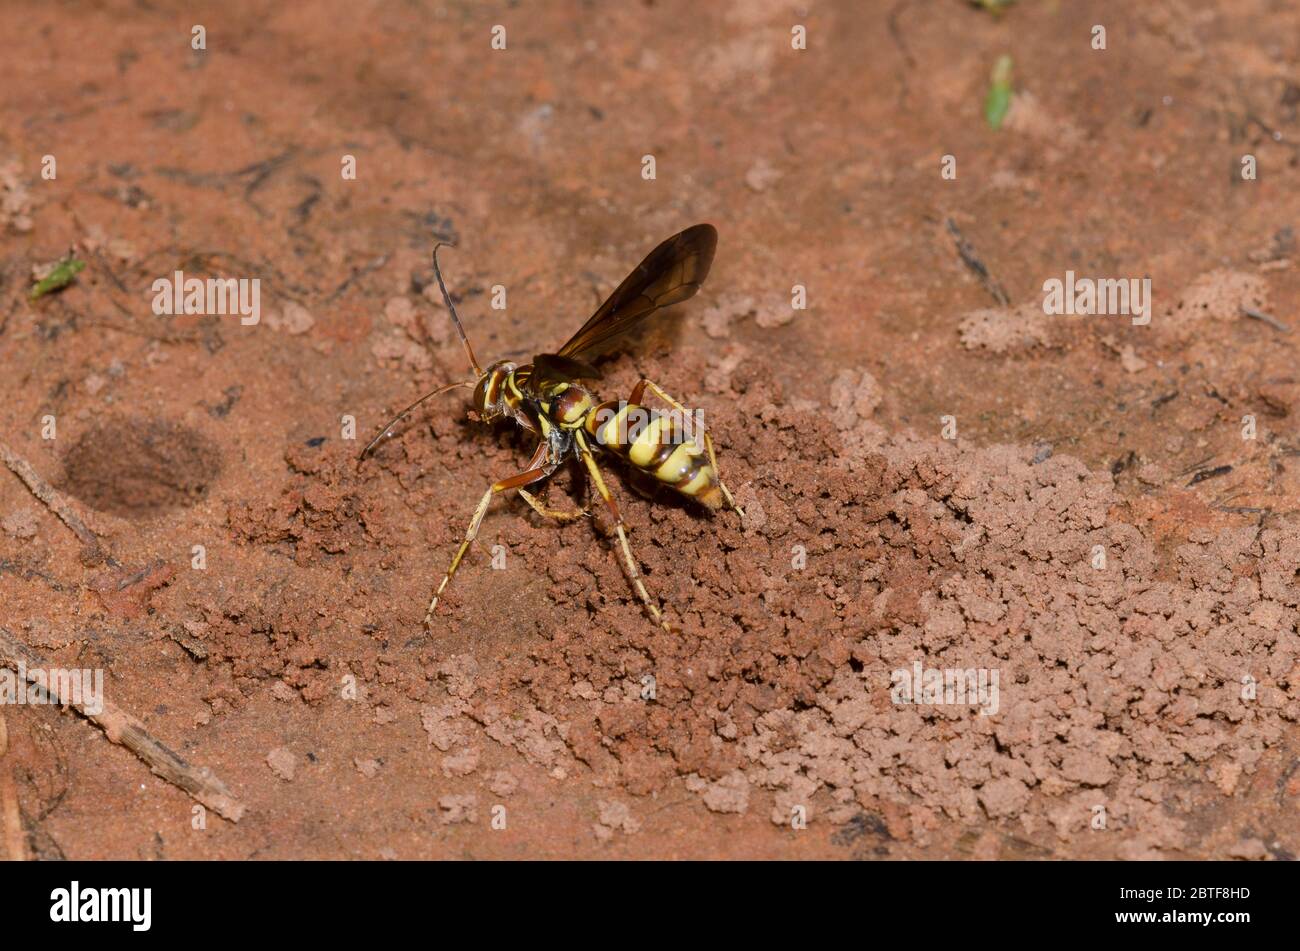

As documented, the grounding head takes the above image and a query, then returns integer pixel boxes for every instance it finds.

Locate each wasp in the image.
[360,224,743,631]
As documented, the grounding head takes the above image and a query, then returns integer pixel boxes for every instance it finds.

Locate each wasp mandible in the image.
[361,224,742,631]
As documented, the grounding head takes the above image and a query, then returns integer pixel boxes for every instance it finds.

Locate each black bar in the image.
[1,859,1283,938]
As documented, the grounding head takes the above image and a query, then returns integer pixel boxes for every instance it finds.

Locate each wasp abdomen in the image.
[585,400,722,509]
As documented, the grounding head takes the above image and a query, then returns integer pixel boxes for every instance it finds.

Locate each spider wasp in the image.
[361,224,742,631]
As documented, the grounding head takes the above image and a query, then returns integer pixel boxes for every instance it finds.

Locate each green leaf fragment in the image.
[985,55,1014,130]
[29,257,86,300]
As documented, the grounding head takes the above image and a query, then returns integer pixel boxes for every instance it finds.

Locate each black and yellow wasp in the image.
[361,224,742,630]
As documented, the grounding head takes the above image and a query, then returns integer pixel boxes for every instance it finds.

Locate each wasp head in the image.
[472,360,517,422]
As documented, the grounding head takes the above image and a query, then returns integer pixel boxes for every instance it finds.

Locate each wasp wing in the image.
[556,223,717,359]
[528,352,601,397]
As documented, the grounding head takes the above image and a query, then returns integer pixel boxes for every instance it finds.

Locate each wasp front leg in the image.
[517,488,588,523]
[629,377,744,517]
[575,431,673,632]
[425,446,551,627]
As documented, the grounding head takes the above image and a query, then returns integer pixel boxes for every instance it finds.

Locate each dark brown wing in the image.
[557,223,717,358]
[527,352,601,397]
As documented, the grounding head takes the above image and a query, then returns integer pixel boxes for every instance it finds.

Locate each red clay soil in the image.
[1,0,1298,859]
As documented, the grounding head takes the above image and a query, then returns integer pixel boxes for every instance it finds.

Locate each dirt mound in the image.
[188,354,1298,859]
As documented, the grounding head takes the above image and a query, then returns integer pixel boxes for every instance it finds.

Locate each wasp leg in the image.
[629,377,744,518]
[575,431,673,632]
[517,488,588,523]
[425,454,551,627]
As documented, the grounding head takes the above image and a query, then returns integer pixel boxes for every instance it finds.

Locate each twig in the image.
[328,253,390,302]
[1174,454,1218,478]
[0,439,105,564]
[80,319,202,344]
[0,558,70,592]
[0,627,244,822]
[0,712,27,860]
[946,218,1010,306]
[1241,306,1291,334]
[237,149,298,198]
[1188,464,1233,487]
[887,0,916,105]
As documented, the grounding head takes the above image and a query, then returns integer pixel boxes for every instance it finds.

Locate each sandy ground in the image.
[1,0,1298,859]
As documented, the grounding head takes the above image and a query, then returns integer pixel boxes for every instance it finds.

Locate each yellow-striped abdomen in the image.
[584,400,722,509]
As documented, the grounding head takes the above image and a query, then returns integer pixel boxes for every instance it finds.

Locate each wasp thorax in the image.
[473,361,517,420]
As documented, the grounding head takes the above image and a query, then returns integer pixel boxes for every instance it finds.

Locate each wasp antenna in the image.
[432,243,483,377]
[358,380,475,467]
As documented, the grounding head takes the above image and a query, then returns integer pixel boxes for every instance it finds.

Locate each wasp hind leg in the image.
[629,377,744,518]
[425,462,551,628]
[575,432,674,633]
